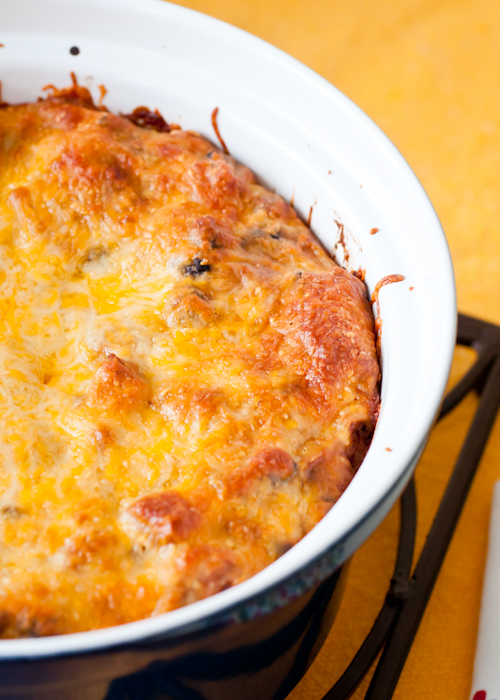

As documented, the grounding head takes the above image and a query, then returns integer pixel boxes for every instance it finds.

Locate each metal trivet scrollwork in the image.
[323,312,500,700]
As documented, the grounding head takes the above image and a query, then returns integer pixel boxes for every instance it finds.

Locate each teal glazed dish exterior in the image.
[0,0,455,697]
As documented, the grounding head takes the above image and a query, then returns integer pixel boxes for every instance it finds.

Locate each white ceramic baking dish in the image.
[0,1,456,697]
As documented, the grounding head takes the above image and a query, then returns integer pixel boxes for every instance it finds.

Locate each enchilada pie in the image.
[0,79,380,637]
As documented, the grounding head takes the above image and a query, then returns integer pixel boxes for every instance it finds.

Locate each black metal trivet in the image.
[323,312,500,700]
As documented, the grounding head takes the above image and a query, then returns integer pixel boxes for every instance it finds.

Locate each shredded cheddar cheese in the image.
[0,81,380,636]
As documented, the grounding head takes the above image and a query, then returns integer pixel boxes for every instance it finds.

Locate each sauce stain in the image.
[211,107,230,155]
[307,205,313,227]
[371,274,405,353]
[335,220,349,265]
[97,85,107,108]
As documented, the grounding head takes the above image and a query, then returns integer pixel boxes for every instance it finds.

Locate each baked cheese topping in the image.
[0,81,380,636]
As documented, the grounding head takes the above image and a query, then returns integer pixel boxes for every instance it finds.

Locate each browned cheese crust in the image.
[0,82,380,636]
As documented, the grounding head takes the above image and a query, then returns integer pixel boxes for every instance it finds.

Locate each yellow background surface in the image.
[167,1,500,697]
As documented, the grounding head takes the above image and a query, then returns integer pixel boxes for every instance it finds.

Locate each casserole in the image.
[0,0,456,697]
[0,83,381,635]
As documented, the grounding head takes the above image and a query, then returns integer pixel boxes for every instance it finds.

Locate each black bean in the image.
[184,258,211,276]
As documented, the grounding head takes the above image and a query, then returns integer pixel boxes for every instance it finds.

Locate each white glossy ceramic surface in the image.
[0,0,456,657]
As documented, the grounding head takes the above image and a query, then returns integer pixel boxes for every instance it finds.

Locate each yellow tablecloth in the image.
[169,0,500,696]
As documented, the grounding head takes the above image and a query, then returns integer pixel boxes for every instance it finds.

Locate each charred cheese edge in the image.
[0,82,380,637]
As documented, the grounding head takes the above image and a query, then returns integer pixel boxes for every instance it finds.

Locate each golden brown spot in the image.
[305,445,353,503]
[85,355,151,412]
[153,380,223,425]
[0,612,12,637]
[53,145,133,192]
[174,545,239,605]
[187,158,240,210]
[346,420,375,470]
[255,190,295,221]
[155,141,183,159]
[223,510,261,544]
[65,530,120,570]
[91,424,114,449]
[297,230,327,257]
[189,214,238,249]
[229,446,295,495]
[259,268,380,420]
[128,491,201,544]
[164,291,216,329]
